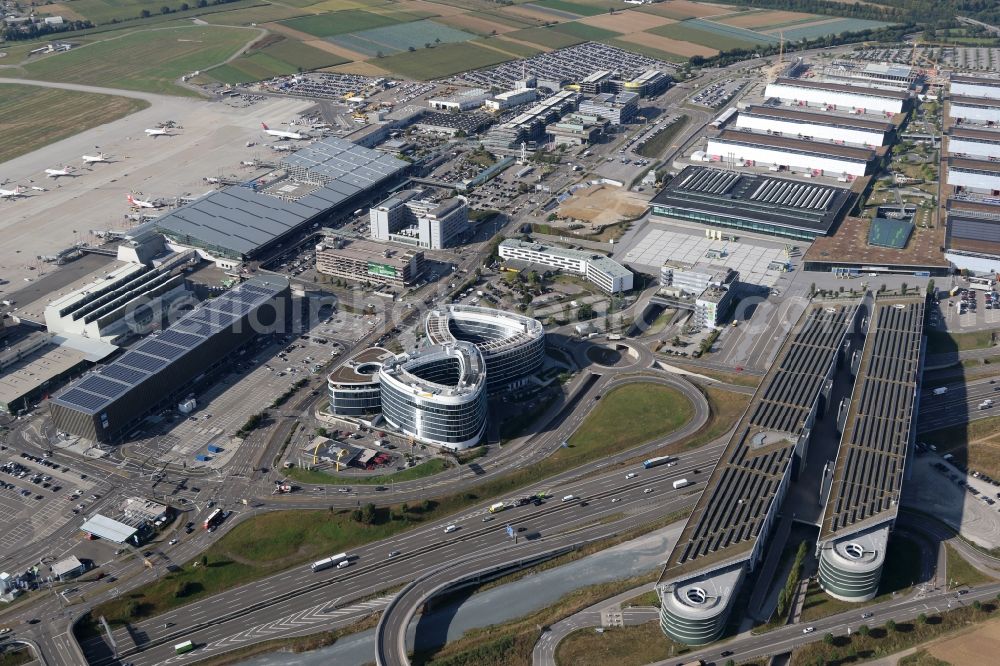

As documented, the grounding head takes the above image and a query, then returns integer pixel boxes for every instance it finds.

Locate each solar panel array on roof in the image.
[50,277,288,416]
[677,168,740,195]
[667,303,856,572]
[822,299,923,537]
[748,180,836,210]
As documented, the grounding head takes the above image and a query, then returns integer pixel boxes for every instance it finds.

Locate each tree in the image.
[425,42,432,49]
[901,281,908,294]
[376,50,384,58]
[201,555,208,566]
[435,37,441,44]
[885,619,896,633]
[180,2,189,9]
[315,427,328,437]
[361,502,377,525]
[809,282,816,297]
[823,633,835,645]
[197,0,207,6]
[577,303,594,320]
[351,508,363,522]
[974,600,983,611]
[858,624,869,637]
[401,502,409,513]
[408,45,416,52]
[160,5,171,14]
[927,279,936,297]
[140,8,151,16]
[918,612,928,624]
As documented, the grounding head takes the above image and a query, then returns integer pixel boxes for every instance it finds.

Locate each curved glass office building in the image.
[425,305,545,391]
[379,342,488,450]
[327,347,393,418]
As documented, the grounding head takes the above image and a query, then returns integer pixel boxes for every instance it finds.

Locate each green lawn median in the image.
[285,458,452,486]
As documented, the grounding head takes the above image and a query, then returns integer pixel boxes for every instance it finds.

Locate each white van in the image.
[337,560,351,569]
[562,494,576,502]
[444,524,458,533]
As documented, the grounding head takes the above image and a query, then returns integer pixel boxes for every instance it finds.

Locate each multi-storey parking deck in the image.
[657,301,857,644]
[818,296,924,601]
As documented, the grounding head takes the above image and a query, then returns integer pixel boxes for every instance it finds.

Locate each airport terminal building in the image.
[152,137,408,265]
[50,276,291,443]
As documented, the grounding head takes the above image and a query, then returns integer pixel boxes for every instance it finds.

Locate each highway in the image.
[82,455,711,665]
[917,375,1000,432]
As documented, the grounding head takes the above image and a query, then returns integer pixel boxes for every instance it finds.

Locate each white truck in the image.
[672,479,692,490]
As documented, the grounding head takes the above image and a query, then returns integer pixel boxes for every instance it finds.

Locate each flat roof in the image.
[820,297,923,540]
[156,139,406,257]
[741,105,893,132]
[51,555,84,578]
[950,94,1000,108]
[949,157,1000,174]
[0,342,90,407]
[499,238,632,279]
[949,127,1000,143]
[952,75,1000,87]
[650,165,855,236]
[948,198,1000,217]
[662,302,857,579]
[281,136,408,186]
[318,238,420,266]
[50,276,288,416]
[771,77,911,100]
[713,130,877,162]
[328,347,392,384]
[805,216,949,269]
[80,514,138,543]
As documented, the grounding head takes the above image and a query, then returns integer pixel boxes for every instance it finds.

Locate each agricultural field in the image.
[374,40,513,79]
[200,3,310,25]
[635,0,732,21]
[769,17,894,40]
[650,19,775,51]
[530,0,607,18]
[506,25,587,50]
[279,8,421,38]
[0,84,149,163]
[328,19,475,57]
[20,26,254,95]
[550,21,620,41]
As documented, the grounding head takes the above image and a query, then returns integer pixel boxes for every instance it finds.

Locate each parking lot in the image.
[941,286,1000,331]
[849,45,1000,72]
[0,450,99,552]
[121,325,348,470]
[619,222,790,287]
[457,42,675,89]
[690,80,745,109]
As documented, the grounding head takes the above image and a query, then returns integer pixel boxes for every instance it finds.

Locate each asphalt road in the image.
[917,375,1000,432]
[84,457,710,666]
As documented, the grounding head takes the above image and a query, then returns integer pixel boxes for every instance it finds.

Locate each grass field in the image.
[551,21,620,41]
[0,645,33,666]
[532,0,606,17]
[947,543,996,588]
[0,84,149,163]
[20,26,254,95]
[774,17,893,41]
[920,415,1000,480]
[684,17,778,44]
[507,25,585,49]
[926,329,997,355]
[280,8,414,38]
[488,36,545,58]
[209,35,348,82]
[566,383,694,453]
[373,40,513,79]
[649,20,767,51]
[286,458,452,485]
[556,621,681,666]
[201,3,309,25]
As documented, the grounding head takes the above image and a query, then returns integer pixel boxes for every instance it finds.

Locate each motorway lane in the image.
[375,493,694,666]
[917,376,1000,432]
[96,462,707,665]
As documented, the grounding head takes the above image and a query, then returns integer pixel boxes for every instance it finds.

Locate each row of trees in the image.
[0,19,93,41]
[135,0,241,20]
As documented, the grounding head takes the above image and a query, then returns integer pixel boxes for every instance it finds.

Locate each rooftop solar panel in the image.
[136,340,187,360]
[100,364,147,385]
[77,375,129,399]
[59,388,110,411]
[157,330,204,348]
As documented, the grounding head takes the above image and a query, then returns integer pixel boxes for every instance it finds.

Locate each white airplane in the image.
[45,167,75,178]
[145,128,171,137]
[82,153,111,164]
[261,122,305,140]
[0,185,27,199]
[127,194,160,209]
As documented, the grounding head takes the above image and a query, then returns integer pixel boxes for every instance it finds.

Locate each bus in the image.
[203,508,223,530]
[643,456,676,469]
[175,640,195,654]
[311,553,349,572]
[969,275,995,291]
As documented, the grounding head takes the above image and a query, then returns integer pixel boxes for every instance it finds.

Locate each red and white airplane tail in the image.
[261,122,270,130]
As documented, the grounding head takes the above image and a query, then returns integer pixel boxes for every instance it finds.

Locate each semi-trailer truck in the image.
[643,456,676,469]
[311,553,350,572]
